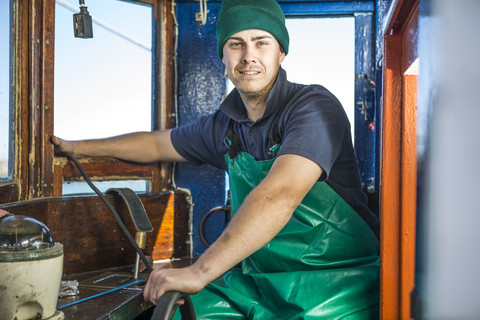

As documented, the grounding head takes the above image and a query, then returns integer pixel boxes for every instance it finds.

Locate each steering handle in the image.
[150,291,196,320]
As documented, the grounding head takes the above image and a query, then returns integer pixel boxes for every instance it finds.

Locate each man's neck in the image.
[238,79,276,122]
[241,94,268,122]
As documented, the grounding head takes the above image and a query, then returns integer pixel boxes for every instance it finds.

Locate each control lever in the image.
[106,188,153,279]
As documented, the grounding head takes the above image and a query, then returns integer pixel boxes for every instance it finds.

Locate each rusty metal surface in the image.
[58,283,149,320]
[58,260,193,319]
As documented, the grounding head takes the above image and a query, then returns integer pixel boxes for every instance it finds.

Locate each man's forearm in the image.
[70,132,158,161]
[56,130,185,163]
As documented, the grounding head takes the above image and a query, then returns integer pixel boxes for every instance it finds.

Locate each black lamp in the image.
[73,0,93,38]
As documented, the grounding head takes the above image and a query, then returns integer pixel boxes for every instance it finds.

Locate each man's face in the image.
[222,29,285,98]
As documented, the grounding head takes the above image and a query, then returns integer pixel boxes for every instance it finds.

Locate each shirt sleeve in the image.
[277,85,351,180]
[170,111,229,170]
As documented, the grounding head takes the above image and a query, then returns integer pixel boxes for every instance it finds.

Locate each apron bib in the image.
[184,148,380,320]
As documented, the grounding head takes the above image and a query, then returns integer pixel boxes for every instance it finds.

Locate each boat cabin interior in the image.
[1,0,480,319]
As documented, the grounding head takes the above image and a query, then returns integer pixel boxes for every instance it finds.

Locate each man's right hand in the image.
[51,136,75,155]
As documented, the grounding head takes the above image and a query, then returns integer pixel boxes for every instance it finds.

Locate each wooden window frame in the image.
[0,0,176,204]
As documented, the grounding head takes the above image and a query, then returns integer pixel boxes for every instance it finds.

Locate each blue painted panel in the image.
[175,2,227,256]
[176,0,373,14]
[280,2,374,15]
[374,0,387,193]
[354,13,376,192]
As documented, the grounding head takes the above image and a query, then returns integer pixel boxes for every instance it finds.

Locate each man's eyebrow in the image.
[251,35,273,41]
[227,36,244,42]
[227,35,273,42]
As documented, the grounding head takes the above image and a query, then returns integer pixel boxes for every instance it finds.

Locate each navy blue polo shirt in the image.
[171,67,380,238]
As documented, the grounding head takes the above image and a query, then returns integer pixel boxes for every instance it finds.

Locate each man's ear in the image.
[279,47,286,64]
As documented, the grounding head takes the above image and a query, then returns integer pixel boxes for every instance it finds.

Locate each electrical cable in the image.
[60,152,153,273]
[57,279,144,310]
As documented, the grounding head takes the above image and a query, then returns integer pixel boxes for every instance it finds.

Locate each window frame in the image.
[0,0,176,204]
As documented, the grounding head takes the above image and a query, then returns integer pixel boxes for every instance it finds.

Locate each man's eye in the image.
[257,41,267,46]
[230,42,241,47]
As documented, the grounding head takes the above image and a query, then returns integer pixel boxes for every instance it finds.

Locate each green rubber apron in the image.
[185,142,380,319]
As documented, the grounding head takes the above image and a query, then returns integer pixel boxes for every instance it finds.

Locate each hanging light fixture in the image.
[73,0,93,38]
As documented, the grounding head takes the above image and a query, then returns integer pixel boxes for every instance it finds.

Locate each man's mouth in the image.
[239,70,261,75]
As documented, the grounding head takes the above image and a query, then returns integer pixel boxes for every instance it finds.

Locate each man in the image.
[52,0,380,318]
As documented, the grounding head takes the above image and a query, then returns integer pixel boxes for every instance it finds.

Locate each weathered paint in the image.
[354,13,377,191]
[175,2,227,256]
[176,0,375,15]
[280,1,374,15]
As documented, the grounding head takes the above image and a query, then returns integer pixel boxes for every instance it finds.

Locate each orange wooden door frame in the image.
[380,1,419,319]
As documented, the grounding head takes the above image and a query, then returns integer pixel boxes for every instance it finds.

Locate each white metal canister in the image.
[0,215,64,320]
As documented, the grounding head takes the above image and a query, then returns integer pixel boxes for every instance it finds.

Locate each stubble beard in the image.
[236,71,278,106]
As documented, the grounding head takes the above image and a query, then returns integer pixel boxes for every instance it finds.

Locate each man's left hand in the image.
[143,265,206,305]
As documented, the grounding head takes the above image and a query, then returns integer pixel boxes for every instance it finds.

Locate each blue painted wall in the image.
[354,13,377,193]
[175,2,227,256]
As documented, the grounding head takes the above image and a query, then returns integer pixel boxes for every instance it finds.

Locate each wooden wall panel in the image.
[0,191,192,275]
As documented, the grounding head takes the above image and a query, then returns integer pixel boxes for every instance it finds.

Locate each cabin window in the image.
[63,179,149,195]
[54,0,152,140]
[283,17,355,140]
[54,0,152,195]
[0,0,10,180]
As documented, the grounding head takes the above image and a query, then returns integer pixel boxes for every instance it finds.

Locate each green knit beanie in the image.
[216,0,289,58]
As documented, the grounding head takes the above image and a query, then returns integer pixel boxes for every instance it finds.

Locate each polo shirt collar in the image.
[220,67,293,123]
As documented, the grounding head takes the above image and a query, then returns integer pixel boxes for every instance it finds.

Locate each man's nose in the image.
[242,44,257,63]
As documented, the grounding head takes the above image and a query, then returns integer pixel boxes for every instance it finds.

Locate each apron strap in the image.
[225,124,241,159]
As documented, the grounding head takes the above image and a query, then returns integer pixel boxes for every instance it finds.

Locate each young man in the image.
[52,0,380,318]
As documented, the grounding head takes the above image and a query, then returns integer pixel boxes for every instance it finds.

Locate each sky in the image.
[1,0,9,178]
[54,0,152,140]
[284,17,355,133]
